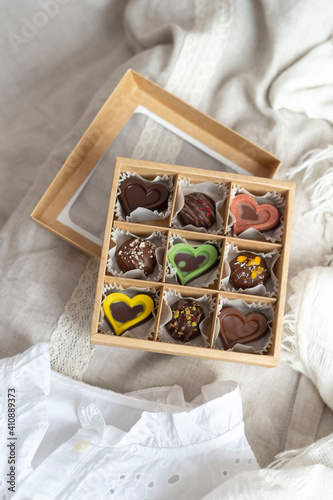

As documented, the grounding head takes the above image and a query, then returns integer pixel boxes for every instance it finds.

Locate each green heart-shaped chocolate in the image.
[168,243,219,285]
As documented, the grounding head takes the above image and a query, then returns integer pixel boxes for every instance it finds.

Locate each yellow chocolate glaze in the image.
[102,292,154,336]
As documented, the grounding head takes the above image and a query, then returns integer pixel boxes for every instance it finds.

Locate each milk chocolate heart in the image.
[230,194,280,235]
[168,243,219,285]
[218,307,268,349]
[102,292,154,336]
[119,177,170,216]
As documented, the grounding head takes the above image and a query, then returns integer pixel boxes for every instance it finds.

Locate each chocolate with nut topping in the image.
[115,237,157,275]
[229,252,270,290]
[166,299,205,342]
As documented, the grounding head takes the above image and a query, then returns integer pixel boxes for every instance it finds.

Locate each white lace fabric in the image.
[49,258,98,379]
[0,344,258,500]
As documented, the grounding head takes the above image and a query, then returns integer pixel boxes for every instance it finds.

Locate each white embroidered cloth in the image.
[0,344,258,499]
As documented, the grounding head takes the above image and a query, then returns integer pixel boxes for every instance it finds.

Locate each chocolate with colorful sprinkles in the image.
[166,298,205,342]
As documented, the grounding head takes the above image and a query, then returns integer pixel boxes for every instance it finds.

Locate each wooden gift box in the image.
[90,157,295,368]
[30,70,295,366]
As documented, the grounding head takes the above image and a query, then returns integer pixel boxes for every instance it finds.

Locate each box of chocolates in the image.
[90,157,295,367]
[31,70,294,365]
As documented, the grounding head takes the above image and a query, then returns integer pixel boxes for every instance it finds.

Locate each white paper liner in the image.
[106,229,166,282]
[166,233,222,288]
[115,172,174,222]
[99,283,159,339]
[158,289,217,347]
[227,186,285,242]
[214,298,274,354]
[171,179,228,234]
[221,242,280,297]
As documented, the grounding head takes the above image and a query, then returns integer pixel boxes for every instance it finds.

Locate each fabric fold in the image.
[269,38,333,123]
[281,265,333,412]
[0,343,50,488]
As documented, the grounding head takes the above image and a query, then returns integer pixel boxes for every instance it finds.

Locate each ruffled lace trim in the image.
[118,382,243,448]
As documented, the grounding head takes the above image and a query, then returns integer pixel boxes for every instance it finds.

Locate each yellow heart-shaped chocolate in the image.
[102,292,154,336]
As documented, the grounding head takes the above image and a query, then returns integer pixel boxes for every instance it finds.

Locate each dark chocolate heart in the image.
[119,177,169,216]
[174,253,206,272]
[110,302,144,323]
[218,307,268,349]
[230,194,280,235]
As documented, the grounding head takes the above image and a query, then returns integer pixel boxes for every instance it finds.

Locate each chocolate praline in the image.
[166,299,205,343]
[119,177,170,216]
[229,252,270,289]
[218,307,268,349]
[230,194,280,235]
[102,291,154,336]
[115,237,157,275]
[167,242,219,286]
[177,192,216,229]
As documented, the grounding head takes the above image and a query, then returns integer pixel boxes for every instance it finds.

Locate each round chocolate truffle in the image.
[177,192,216,229]
[229,252,270,289]
[166,299,205,343]
[115,237,157,275]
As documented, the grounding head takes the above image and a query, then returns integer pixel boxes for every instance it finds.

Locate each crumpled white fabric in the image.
[281,265,333,412]
[0,344,258,499]
[269,38,333,123]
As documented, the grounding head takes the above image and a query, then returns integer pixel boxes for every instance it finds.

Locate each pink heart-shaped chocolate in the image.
[230,194,280,235]
[218,307,268,349]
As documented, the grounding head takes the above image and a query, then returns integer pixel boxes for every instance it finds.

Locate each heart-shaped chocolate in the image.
[119,177,170,216]
[168,243,219,285]
[218,307,268,349]
[230,194,280,235]
[102,292,154,336]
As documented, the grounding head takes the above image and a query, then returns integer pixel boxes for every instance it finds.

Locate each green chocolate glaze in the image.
[168,242,219,285]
